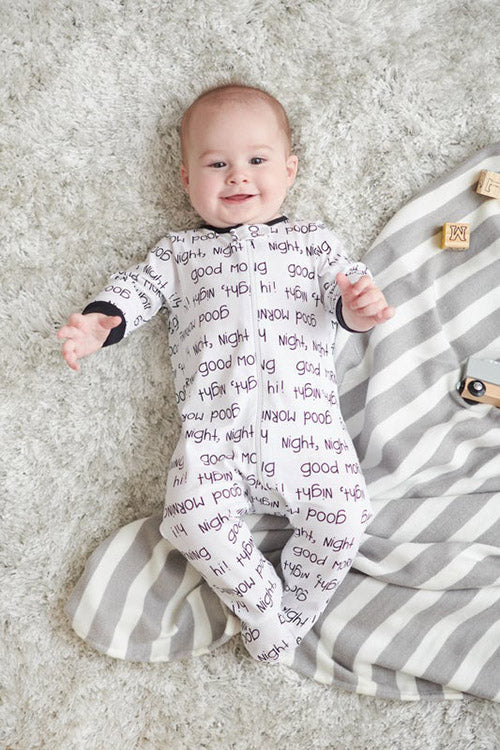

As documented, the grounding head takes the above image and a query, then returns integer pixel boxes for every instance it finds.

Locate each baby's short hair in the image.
[180,83,292,161]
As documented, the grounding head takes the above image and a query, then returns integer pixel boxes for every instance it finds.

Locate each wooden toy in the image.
[458,358,500,407]
[441,222,470,250]
[476,169,500,199]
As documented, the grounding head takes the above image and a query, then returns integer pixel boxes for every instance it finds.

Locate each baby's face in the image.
[181,100,298,228]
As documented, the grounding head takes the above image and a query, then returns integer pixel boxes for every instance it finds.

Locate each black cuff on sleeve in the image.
[82,301,126,347]
[336,297,371,333]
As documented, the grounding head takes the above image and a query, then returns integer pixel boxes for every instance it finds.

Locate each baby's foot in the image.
[240,613,295,663]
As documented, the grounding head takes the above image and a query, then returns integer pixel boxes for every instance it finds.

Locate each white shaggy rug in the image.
[2,1,500,748]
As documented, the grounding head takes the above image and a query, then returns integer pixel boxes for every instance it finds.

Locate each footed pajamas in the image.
[84,217,373,662]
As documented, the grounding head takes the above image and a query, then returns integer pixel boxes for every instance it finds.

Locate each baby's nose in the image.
[227,167,249,184]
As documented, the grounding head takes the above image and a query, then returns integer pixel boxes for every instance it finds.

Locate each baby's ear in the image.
[180,164,189,191]
[286,154,298,186]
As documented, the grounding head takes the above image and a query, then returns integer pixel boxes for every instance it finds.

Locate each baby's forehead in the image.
[191,96,277,124]
[183,99,286,160]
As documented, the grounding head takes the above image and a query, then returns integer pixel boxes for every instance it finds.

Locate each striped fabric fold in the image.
[66,144,500,701]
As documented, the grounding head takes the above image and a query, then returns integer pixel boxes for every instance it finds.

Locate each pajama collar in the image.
[201,215,287,235]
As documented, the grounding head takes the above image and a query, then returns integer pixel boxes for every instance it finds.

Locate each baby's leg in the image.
[159,463,289,657]
[241,487,371,663]
[278,479,372,649]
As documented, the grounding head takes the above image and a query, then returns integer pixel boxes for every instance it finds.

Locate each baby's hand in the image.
[57,312,122,371]
[336,273,395,332]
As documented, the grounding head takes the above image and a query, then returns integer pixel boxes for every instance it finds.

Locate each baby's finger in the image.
[348,288,380,311]
[379,305,396,321]
[351,275,373,294]
[371,306,395,324]
[335,272,351,294]
[344,275,372,300]
[67,312,87,327]
[100,315,123,330]
[66,355,81,372]
[62,339,77,358]
[358,303,386,318]
[57,325,83,341]
[65,355,80,372]
[341,276,374,308]
[62,341,80,371]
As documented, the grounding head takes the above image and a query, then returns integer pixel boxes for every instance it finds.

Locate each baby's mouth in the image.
[221,194,256,204]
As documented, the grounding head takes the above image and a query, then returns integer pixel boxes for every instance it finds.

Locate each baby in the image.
[59,84,394,663]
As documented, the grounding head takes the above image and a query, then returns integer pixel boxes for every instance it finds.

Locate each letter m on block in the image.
[450,224,467,242]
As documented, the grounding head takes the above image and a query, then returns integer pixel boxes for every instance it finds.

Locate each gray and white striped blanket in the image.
[66,145,500,701]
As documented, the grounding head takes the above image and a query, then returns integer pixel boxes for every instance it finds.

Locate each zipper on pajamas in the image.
[246,238,265,483]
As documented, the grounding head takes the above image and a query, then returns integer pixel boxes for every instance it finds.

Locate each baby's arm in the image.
[58,312,122,371]
[336,272,394,332]
[58,234,180,371]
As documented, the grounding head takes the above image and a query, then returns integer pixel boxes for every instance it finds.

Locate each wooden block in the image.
[476,169,500,199]
[441,222,470,250]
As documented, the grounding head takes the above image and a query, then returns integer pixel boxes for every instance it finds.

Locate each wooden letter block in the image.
[476,169,500,199]
[441,222,470,250]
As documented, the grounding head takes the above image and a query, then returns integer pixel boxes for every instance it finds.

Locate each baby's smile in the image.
[221,193,257,203]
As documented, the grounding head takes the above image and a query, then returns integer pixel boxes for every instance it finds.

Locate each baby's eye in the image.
[250,157,266,165]
[209,161,226,169]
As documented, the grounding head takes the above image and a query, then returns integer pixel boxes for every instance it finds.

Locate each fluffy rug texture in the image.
[2,1,499,748]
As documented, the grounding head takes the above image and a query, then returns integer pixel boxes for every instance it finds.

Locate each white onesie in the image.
[84,217,373,662]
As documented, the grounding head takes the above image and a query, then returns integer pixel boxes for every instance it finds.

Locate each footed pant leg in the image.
[278,485,372,646]
[242,467,373,663]
[159,458,286,642]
